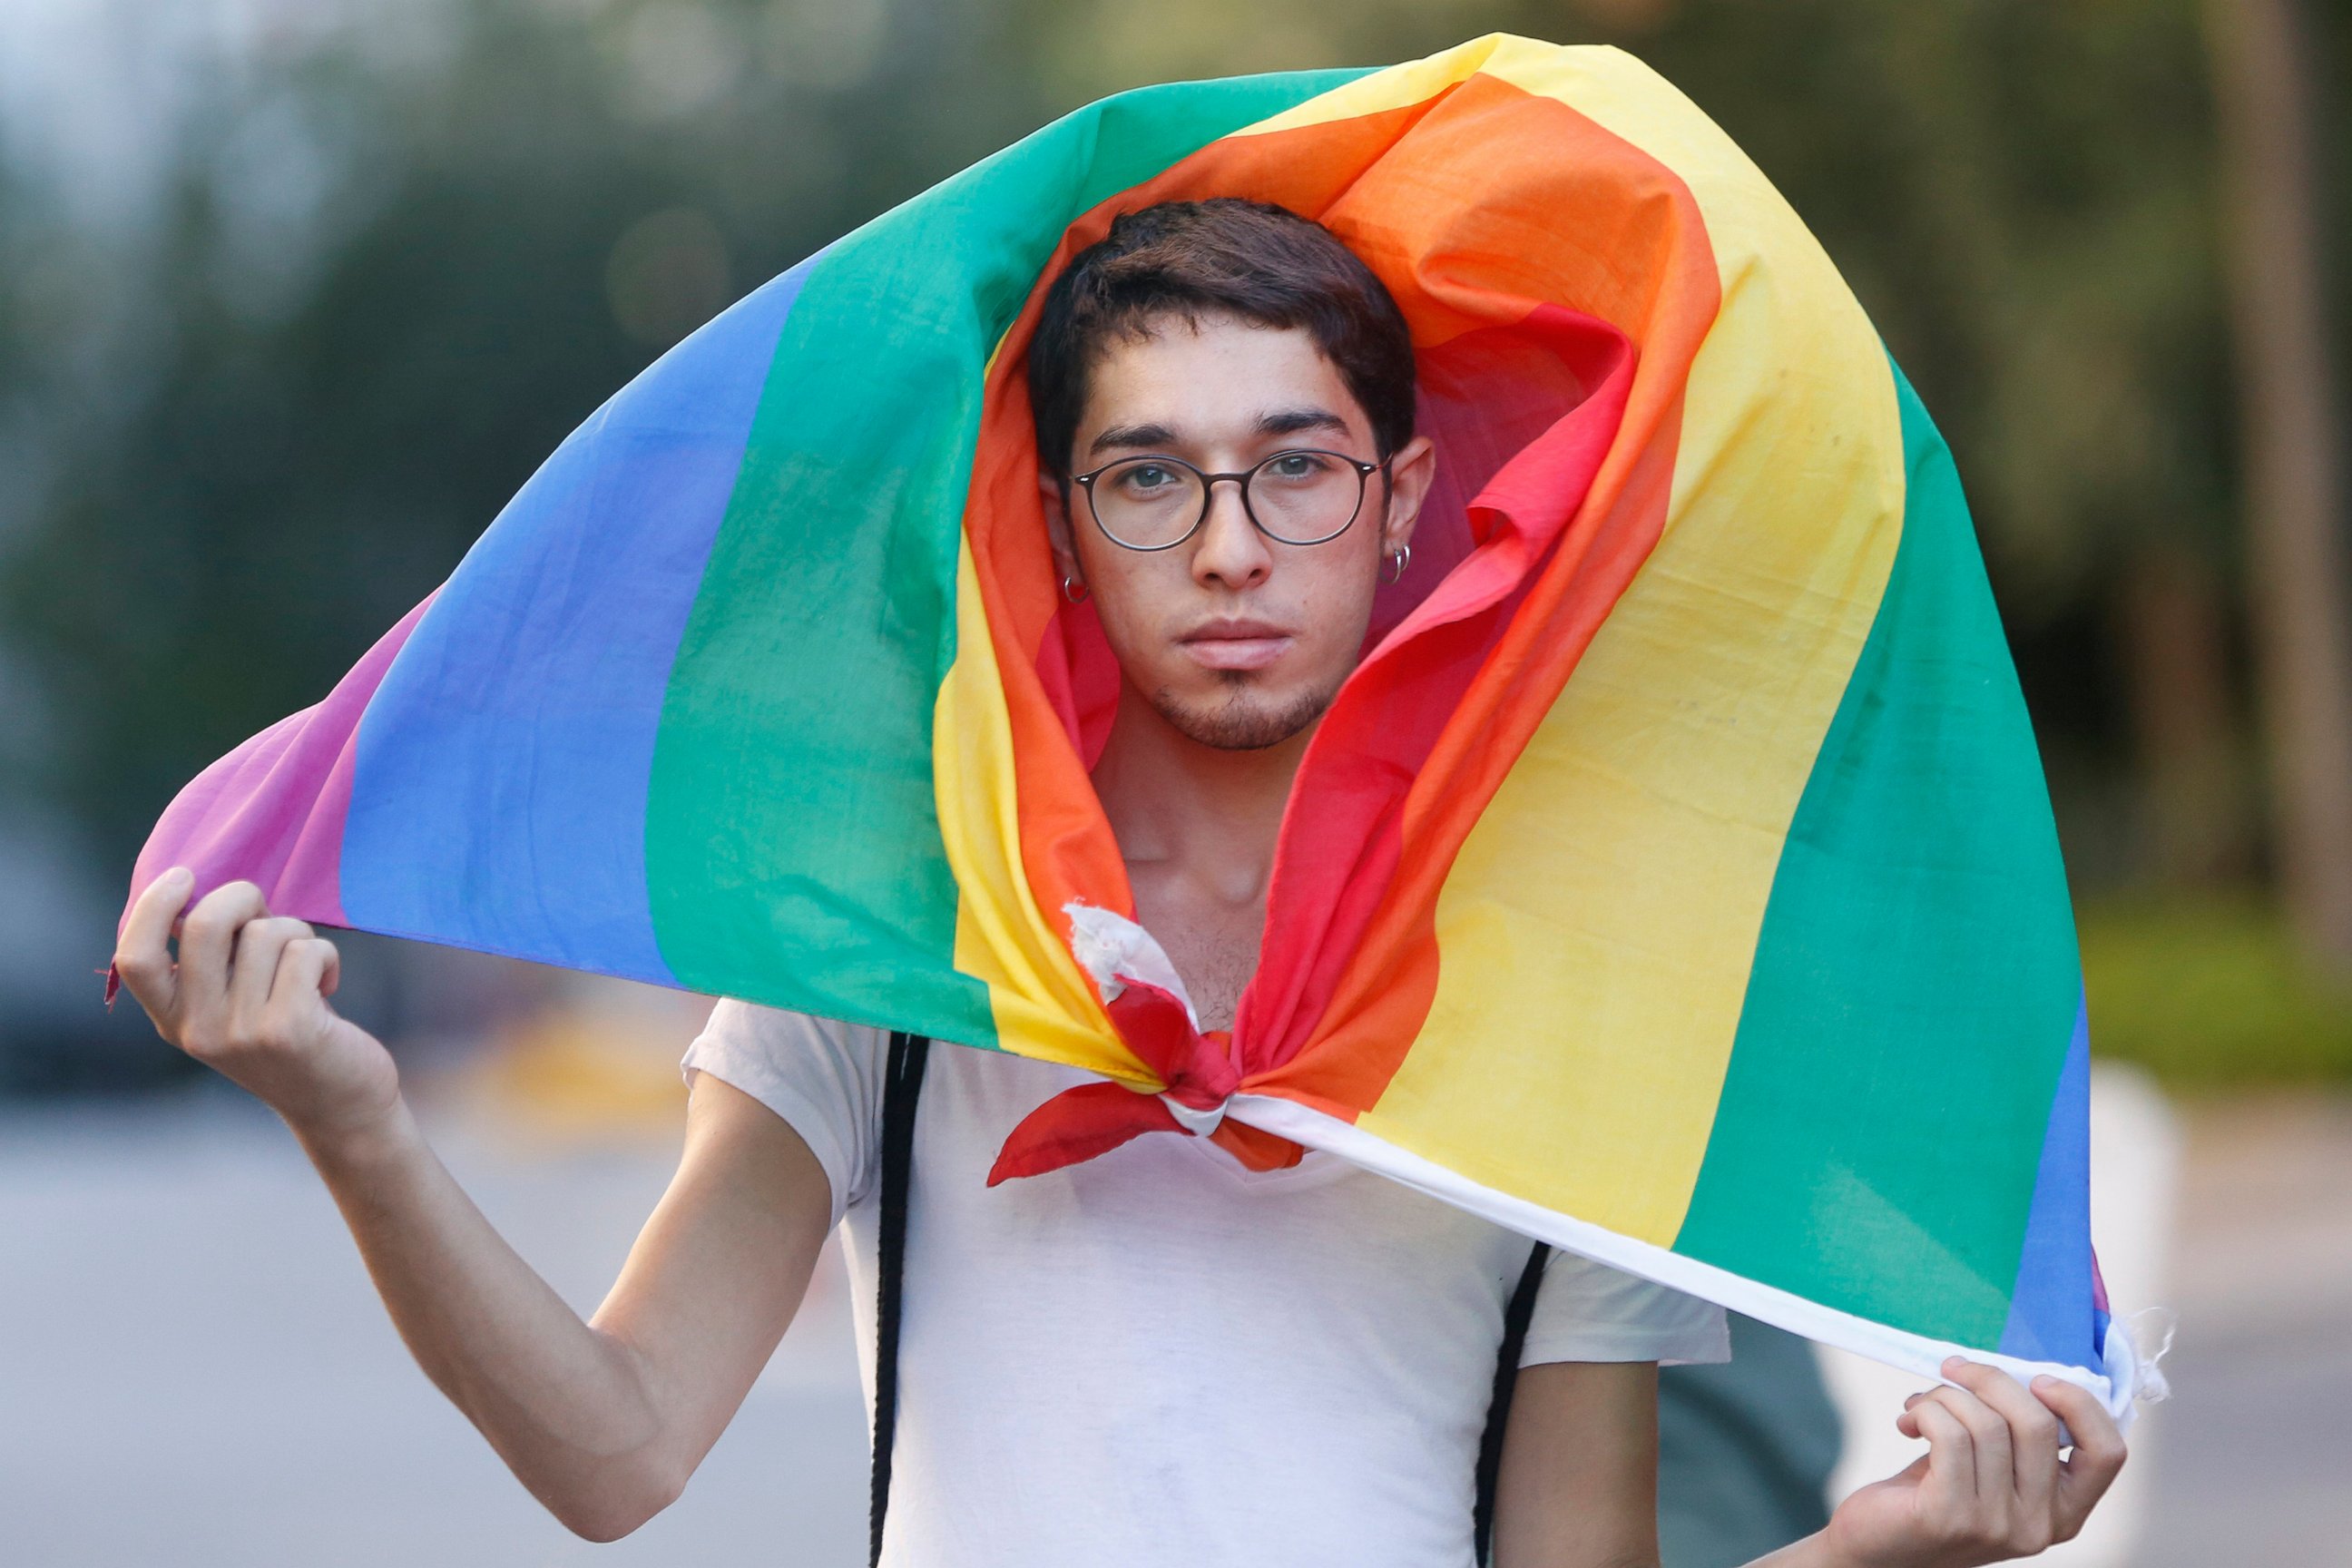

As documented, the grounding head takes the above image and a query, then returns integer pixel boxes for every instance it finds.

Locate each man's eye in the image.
[1120,465,1175,492]
[1269,453,1331,478]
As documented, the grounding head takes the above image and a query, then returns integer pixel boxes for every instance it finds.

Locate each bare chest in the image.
[1130,884,1264,1035]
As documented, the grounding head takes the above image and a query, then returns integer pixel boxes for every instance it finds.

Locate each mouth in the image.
[1178,617,1296,672]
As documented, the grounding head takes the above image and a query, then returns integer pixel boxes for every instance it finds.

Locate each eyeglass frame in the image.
[1063,447,1392,553]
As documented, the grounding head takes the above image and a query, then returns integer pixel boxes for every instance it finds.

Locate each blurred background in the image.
[1,0,2347,1563]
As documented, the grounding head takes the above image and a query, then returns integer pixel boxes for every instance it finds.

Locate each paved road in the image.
[0,1088,870,1567]
[2134,1093,2352,1568]
[4,1077,2345,1566]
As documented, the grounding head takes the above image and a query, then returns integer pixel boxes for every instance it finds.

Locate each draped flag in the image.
[118,35,2151,1416]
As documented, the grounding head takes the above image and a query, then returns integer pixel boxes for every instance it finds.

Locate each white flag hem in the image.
[1228,1092,2147,1428]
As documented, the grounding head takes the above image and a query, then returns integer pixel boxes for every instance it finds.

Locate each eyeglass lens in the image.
[1089,451,1365,549]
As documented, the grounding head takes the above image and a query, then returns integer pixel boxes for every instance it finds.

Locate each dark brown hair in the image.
[1026,198,1416,479]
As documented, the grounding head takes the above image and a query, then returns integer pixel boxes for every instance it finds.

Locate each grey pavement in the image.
[2133,1094,2352,1568]
[0,1088,869,1568]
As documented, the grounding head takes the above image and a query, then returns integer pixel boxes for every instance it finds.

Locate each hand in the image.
[1817,1357,2126,1567]
[113,869,402,1145]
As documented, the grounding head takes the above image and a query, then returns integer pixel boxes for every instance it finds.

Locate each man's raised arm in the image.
[112,867,835,1541]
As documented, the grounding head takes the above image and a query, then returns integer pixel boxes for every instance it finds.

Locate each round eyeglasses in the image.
[1069,448,1388,552]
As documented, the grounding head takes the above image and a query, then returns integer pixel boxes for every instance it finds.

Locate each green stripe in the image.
[1671,358,2080,1346]
[642,67,1372,1043]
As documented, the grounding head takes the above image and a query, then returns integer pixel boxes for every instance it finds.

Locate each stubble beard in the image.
[1150,671,1341,751]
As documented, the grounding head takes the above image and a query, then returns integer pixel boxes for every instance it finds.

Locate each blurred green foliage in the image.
[2082,896,2352,1084]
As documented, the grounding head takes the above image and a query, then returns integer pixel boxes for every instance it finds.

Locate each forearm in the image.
[111,875,800,1540]
[298,1097,676,1538]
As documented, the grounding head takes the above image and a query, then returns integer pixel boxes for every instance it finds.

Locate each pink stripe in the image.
[121,593,436,934]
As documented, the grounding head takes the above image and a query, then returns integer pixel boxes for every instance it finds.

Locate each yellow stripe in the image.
[934,529,1150,1082]
[1229,33,1513,137]
[1361,44,1905,1243]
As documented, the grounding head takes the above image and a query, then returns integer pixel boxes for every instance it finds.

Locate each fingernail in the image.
[163,867,192,886]
[2031,1375,2056,1389]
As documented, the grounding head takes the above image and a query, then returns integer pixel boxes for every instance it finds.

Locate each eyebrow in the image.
[1253,407,1352,440]
[1088,421,1178,456]
[1085,406,1355,457]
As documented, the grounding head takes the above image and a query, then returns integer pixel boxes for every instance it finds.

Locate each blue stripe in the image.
[1996,995,2102,1370]
[339,260,814,981]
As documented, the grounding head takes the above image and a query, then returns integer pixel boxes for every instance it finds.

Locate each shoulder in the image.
[691,996,890,1055]
[681,999,895,1224]
[1523,1250,1732,1368]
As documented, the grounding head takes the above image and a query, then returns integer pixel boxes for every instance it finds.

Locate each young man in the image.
[113,199,2124,1566]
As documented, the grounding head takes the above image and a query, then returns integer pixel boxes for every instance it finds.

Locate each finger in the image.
[267,937,339,1022]
[114,867,195,1026]
[1908,1391,1979,1511]
[1947,1359,2061,1524]
[230,916,316,1027]
[1936,1375,2016,1515]
[2036,1377,2128,1539]
[175,881,270,1035]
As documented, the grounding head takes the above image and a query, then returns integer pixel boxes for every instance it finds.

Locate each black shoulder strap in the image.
[869,1031,931,1568]
[1474,1240,1552,1565]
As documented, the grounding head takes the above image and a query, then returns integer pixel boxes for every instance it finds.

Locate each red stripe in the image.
[1239,307,1633,1067]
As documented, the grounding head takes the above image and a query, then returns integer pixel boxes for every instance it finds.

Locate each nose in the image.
[1189,475,1272,592]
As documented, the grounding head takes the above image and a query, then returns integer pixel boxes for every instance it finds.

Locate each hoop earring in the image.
[1385,545,1412,584]
[1060,574,1090,604]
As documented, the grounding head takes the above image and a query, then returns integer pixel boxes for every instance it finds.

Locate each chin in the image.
[1153,676,1335,751]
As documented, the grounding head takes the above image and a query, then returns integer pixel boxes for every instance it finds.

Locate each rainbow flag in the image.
[122,35,2149,1414]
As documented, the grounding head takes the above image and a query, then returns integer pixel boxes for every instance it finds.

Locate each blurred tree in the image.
[2202,0,2352,967]
[0,132,81,773]
[0,0,1055,877]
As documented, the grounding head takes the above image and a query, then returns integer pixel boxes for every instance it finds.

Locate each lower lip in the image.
[1182,636,1293,671]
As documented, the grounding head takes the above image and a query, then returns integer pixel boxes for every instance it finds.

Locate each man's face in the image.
[1041,311,1436,752]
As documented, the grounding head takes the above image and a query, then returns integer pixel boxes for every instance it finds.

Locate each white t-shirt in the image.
[683,1000,1728,1568]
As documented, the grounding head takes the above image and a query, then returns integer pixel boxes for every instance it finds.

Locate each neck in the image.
[1091,680,1313,907]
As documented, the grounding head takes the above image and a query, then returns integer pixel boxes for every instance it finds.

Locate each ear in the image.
[1377,433,1439,555]
[1039,468,1085,589]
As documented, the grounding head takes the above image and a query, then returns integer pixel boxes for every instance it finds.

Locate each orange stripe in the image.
[1250,79,1719,1117]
